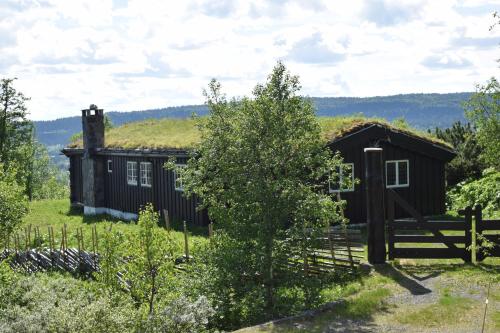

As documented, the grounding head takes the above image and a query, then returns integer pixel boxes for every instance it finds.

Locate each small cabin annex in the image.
[63,106,455,226]
[326,121,455,223]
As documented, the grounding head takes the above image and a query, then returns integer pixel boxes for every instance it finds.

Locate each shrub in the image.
[142,295,215,333]
[448,168,500,217]
[0,272,136,333]
[0,167,28,245]
[123,203,178,314]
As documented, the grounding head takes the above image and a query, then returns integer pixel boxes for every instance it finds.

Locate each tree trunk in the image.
[264,233,274,316]
[0,97,8,166]
[149,269,156,314]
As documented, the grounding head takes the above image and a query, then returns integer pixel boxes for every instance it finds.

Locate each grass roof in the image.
[68,116,451,150]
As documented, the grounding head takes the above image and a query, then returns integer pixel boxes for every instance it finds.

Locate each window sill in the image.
[329,189,354,193]
[386,184,409,189]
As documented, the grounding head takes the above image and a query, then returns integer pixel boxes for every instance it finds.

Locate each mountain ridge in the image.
[35,92,471,149]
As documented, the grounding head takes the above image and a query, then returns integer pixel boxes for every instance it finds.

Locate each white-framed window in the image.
[174,164,186,192]
[386,160,409,188]
[107,160,112,173]
[329,163,354,193]
[140,162,152,187]
[127,161,138,185]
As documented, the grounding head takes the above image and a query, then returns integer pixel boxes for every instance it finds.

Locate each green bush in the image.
[0,270,136,333]
[0,263,215,333]
[141,295,215,333]
[0,168,28,244]
[447,168,500,217]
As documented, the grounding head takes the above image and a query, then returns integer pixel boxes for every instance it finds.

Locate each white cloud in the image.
[0,0,498,120]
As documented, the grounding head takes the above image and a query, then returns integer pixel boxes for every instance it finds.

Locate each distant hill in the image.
[35,92,471,167]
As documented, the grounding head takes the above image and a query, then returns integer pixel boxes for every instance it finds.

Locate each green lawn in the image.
[16,199,208,258]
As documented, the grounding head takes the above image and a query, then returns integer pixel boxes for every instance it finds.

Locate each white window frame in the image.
[174,164,186,192]
[127,161,138,186]
[329,163,355,193]
[385,159,409,188]
[140,162,152,187]
[107,160,112,173]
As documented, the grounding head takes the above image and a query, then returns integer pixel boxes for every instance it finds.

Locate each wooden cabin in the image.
[326,121,455,223]
[62,106,455,226]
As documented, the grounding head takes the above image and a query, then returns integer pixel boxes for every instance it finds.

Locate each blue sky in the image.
[0,0,499,120]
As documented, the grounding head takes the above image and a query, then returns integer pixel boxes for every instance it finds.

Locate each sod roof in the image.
[67,116,452,150]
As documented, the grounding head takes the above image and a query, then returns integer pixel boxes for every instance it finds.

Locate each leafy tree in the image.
[170,62,344,322]
[29,142,69,200]
[124,203,176,315]
[465,77,500,169]
[0,78,31,172]
[431,121,484,187]
[0,78,64,200]
[0,166,29,245]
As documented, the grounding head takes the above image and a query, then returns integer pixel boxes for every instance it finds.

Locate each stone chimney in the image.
[82,104,104,154]
[81,104,105,215]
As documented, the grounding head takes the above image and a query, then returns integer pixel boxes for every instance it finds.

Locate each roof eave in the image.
[328,124,456,162]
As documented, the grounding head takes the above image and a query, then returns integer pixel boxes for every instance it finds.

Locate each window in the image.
[174,164,186,191]
[140,162,152,187]
[386,160,409,188]
[329,163,354,192]
[127,161,138,185]
[107,160,112,173]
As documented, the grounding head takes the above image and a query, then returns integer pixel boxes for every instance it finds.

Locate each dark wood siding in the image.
[69,155,83,204]
[81,153,209,226]
[331,140,447,223]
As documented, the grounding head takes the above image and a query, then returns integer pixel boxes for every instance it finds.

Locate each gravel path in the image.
[235,264,499,333]
[322,265,497,333]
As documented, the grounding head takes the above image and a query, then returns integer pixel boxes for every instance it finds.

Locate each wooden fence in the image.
[0,220,194,275]
[387,189,500,262]
[288,227,364,274]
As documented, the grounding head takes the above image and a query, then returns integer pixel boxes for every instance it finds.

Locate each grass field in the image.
[17,199,208,257]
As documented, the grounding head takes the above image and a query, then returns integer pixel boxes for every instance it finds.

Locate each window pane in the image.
[398,161,408,185]
[140,163,152,186]
[329,166,340,191]
[342,163,354,190]
[386,162,396,186]
[127,162,137,185]
[174,164,186,191]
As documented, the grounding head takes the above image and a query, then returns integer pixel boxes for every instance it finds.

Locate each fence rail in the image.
[387,188,500,262]
[290,227,364,274]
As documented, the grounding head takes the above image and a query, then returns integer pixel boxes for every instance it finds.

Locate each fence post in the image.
[387,190,395,260]
[183,221,189,262]
[163,209,170,230]
[208,222,213,238]
[364,147,386,264]
[463,206,472,263]
[474,204,484,262]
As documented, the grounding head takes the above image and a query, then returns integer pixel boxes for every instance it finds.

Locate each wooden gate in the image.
[387,189,500,262]
[387,189,472,261]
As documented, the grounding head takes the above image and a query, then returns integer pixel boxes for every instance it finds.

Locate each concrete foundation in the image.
[83,206,138,220]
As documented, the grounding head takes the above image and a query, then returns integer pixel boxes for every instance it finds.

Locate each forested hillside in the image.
[34,93,470,148]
